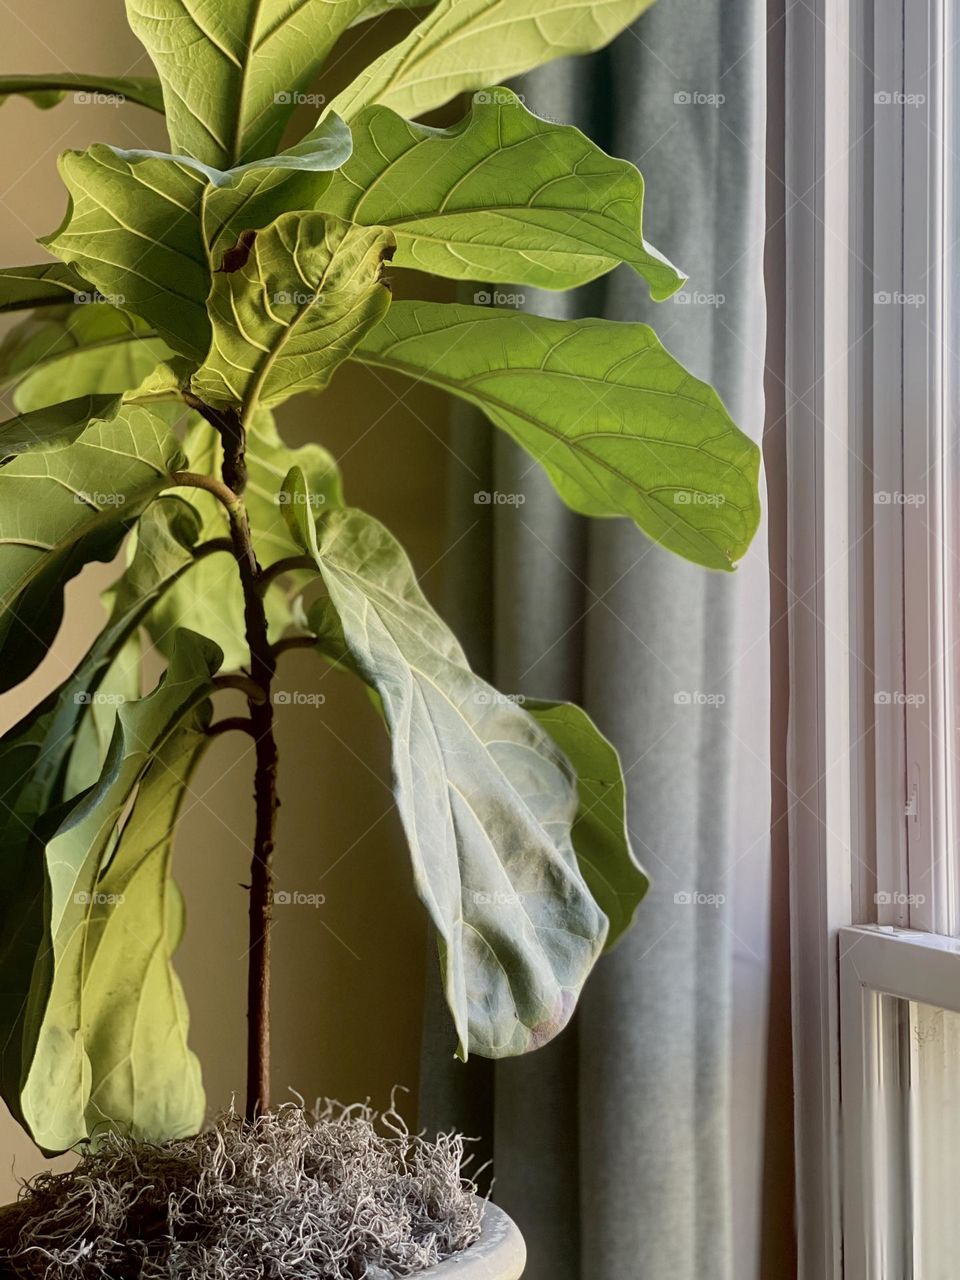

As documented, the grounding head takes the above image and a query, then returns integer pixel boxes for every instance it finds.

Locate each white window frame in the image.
[785,0,960,1275]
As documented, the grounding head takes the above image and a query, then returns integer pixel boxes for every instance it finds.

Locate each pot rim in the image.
[416,1198,525,1280]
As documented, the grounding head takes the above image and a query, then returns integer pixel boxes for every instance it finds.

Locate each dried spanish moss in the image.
[0,1100,482,1280]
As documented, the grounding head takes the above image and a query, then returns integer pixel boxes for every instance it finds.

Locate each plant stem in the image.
[174,408,279,1119]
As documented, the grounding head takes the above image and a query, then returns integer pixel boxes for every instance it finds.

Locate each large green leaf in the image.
[0,395,119,455]
[320,90,682,295]
[0,263,88,314]
[0,501,203,1131]
[125,0,369,167]
[0,304,172,412]
[328,0,658,120]
[41,122,352,362]
[282,475,607,1058]
[525,701,647,948]
[192,213,395,415]
[0,74,164,114]
[0,402,187,691]
[15,630,219,1152]
[355,302,760,571]
[146,413,342,670]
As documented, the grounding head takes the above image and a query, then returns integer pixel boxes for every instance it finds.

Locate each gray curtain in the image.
[420,3,769,1278]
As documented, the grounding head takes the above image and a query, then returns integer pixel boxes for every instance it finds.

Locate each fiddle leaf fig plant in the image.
[0,0,761,1156]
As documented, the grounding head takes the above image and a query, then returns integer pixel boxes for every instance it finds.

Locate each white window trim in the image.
[839,925,960,1278]
[786,0,958,1276]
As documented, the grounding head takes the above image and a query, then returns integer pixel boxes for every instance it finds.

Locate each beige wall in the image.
[0,8,452,1199]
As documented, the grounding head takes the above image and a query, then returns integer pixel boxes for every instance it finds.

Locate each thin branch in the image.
[272,635,319,658]
[257,555,316,594]
[194,536,235,559]
[213,673,267,704]
[171,470,241,512]
[208,716,257,738]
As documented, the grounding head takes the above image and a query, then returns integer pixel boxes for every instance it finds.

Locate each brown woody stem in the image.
[175,407,279,1119]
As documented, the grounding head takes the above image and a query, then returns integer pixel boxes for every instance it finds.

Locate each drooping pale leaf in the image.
[146,413,342,670]
[0,262,88,314]
[320,90,682,295]
[525,701,647,948]
[192,213,395,414]
[0,502,203,1131]
[0,304,172,412]
[327,0,658,120]
[63,634,142,800]
[282,475,607,1058]
[0,395,119,455]
[125,0,368,166]
[41,122,352,362]
[0,402,187,691]
[0,74,164,114]
[355,302,761,571]
[42,148,212,360]
[16,630,219,1152]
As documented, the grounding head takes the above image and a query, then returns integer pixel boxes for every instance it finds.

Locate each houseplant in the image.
[0,0,761,1276]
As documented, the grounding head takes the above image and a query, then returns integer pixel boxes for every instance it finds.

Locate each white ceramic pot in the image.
[420,1200,525,1280]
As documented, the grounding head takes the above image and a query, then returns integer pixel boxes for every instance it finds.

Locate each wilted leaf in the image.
[355,302,761,570]
[0,403,187,690]
[0,303,172,411]
[282,474,607,1058]
[0,74,164,114]
[321,90,682,295]
[16,630,220,1151]
[328,0,658,120]
[0,395,119,456]
[42,121,352,362]
[525,700,647,948]
[0,501,204,1134]
[192,213,395,414]
[0,263,88,314]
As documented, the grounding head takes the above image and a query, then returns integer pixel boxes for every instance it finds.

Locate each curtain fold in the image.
[420,3,769,1277]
